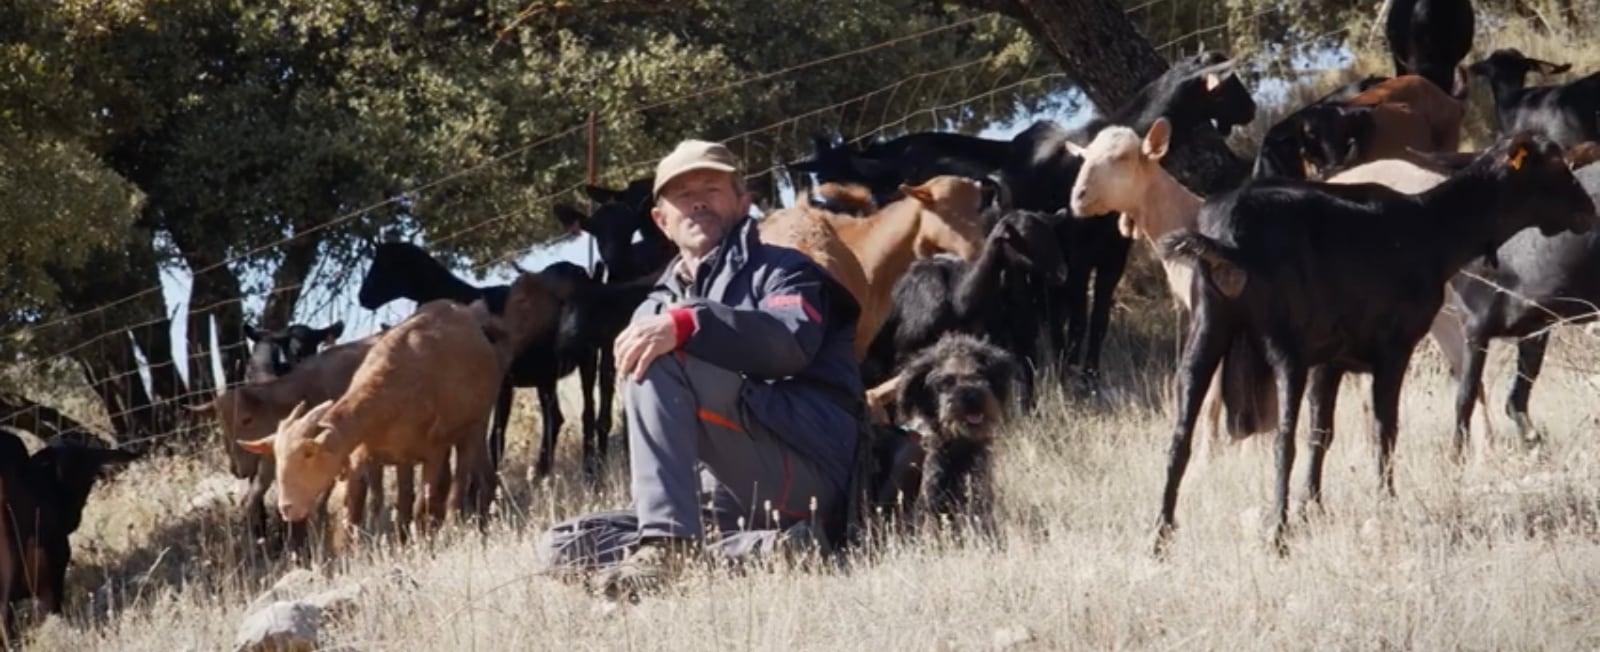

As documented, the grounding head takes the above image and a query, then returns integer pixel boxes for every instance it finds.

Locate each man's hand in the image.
[614,313,681,382]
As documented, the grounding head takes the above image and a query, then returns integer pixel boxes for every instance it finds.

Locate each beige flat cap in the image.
[653,139,740,198]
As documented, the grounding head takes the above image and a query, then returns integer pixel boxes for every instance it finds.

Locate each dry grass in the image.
[15,10,1600,651]
[17,286,1600,651]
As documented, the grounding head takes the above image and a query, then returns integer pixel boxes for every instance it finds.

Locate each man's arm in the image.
[670,262,831,378]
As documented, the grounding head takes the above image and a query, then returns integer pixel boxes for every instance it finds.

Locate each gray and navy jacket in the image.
[634,214,865,491]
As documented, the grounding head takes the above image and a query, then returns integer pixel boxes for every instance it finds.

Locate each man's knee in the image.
[626,353,741,408]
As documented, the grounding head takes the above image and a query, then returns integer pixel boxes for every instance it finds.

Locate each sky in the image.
[145,45,1341,392]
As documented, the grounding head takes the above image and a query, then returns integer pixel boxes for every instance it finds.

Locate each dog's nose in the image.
[956,388,987,414]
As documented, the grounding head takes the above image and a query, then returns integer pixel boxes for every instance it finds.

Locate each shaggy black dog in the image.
[871,332,1027,540]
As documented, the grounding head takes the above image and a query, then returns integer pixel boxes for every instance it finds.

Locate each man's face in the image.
[651,168,751,259]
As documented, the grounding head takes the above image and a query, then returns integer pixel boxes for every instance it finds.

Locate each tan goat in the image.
[1066,118,1238,449]
[760,175,988,361]
[240,272,561,545]
[189,337,410,546]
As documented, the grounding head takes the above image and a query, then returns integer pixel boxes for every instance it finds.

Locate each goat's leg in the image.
[532,380,563,479]
[1083,241,1131,385]
[1060,263,1091,382]
[1452,332,1491,463]
[1303,365,1344,510]
[488,381,514,476]
[1372,356,1410,499]
[1264,338,1307,556]
[394,464,415,545]
[598,344,618,456]
[420,455,451,537]
[244,465,272,544]
[1154,310,1231,558]
[364,464,387,534]
[577,348,600,481]
[1506,331,1550,446]
[341,468,370,556]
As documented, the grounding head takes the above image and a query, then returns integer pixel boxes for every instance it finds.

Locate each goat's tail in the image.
[1155,230,1248,299]
[1219,331,1279,439]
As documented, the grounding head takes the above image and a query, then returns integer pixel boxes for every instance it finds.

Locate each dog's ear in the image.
[895,353,937,418]
[978,339,1031,414]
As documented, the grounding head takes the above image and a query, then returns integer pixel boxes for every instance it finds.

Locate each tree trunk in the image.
[168,225,251,388]
[957,0,1250,194]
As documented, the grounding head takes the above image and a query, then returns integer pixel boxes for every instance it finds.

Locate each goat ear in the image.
[583,185,623,205]
[320,322,344,346]
[1143,118,1172,160]
[1063,140,1088,158]
[1535,59,1572,75]
[898,182,936,206]
[553,204,588,234]
[238,437,275,458]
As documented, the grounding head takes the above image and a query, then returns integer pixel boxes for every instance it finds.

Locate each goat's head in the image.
[897,175,988,262]
[1479,132,1598,236]
[1164,53,1257,136]
[31,434,141,534]
[357,241,436,310]
[1067,118,1172,223]
[244,321,343,377]
[237,399,341,523]
[555,197,655,281]
[186,386,276,479]
[1293,104,1371,179]
[989,210,1068,284]
[1467,49,1571,90]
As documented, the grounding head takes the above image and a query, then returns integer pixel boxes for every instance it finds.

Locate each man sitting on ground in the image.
[533,139,865,602]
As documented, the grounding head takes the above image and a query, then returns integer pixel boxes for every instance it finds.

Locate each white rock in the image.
[245,570,320,617]
[991,624,1036,650]
[233,601,322,652]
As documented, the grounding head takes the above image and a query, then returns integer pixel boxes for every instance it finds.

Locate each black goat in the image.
[1469,49,1600,148]
[1385,0,1475,94]
[242,320,344,383]
[863,209,1068,408]
[1152,132,1597,557]
[2,431,139,644]
[355,242,603,479]
[789,53,1254,391]
[1434,155,1600,457]
[553,179,674,284]
[1251,75,1392,179]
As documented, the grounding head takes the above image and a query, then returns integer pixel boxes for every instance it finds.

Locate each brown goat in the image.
[1347,75,1465,135]
[189,337,409,548]
[761,175,988,361]
[240,272,560,545]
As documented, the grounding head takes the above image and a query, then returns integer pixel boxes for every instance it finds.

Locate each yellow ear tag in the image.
[1205,73,1221,91]
[1508,146,1528,171]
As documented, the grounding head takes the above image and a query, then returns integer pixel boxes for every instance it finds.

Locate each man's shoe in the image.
[591,537,700,603]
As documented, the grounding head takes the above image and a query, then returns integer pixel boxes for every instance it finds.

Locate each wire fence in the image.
[0,9,1080,451]
[8,1,1600,455]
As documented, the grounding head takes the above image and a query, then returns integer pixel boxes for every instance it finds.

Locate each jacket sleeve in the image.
[671,262,830,378]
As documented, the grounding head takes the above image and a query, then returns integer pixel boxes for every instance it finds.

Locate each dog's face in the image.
[896,334,1024,446]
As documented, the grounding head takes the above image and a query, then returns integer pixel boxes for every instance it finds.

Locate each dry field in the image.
[16,11,1600,650]
[15,291,1600,651]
